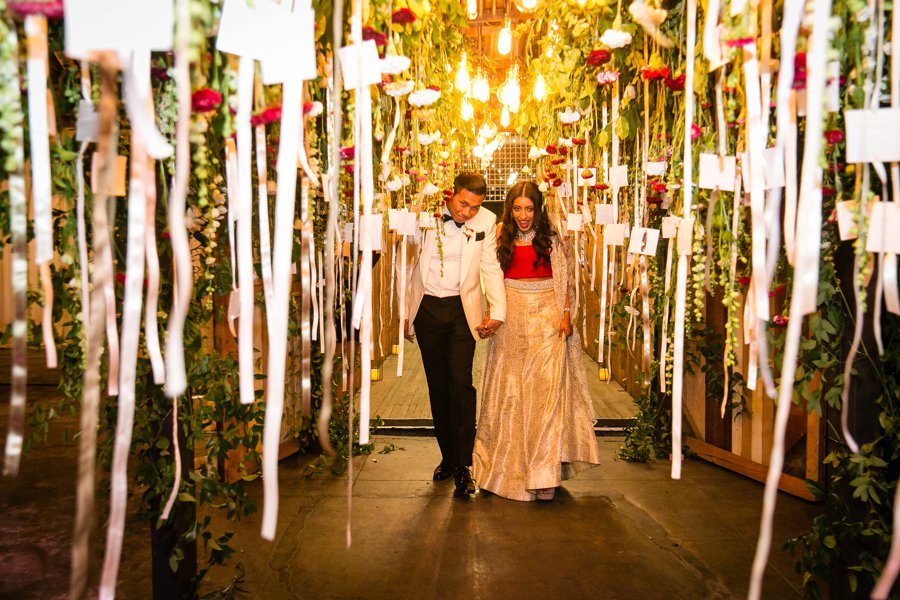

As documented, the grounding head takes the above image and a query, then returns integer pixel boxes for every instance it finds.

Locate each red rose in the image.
[769,284,785,297]
[392,8,416,24]
[251,105,282,127]
[822,186,836,198]
[427,84,440,91]
[650,181,667,194]
[737,276,751,286]
[772,315,788,327]
[586,49,611,67]
[552,178,563,187]
[558,147,569,156]
[824,129,844,144]
[551,158,566,165]
[665,74,686,91]
[793,53,807,89]
[151,66,171,82]
[303,101,314,114]
[595,183,609,191]
[641,65,670,81]
[572,138,587,146]
[340,146,355,161]
[362,26,387,47]
[191,88,222,114]
[546,145,558,154]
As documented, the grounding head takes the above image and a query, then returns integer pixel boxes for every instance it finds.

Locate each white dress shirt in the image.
[424,215,465,297]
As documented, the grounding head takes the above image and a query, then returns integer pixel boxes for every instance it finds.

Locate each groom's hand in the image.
[477,318,504,338]
[404,319,415,342]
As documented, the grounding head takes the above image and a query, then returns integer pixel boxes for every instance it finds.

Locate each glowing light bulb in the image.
[497,20,512,56]
[533,74,546,100]
[467,0,478,19]
[500,106,510,127]
[471,70,490,103]
[461,98,474,121]
[455,53,470,92]
[521,0,537,8]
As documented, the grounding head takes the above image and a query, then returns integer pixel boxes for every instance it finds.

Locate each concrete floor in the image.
[1,403,822,599]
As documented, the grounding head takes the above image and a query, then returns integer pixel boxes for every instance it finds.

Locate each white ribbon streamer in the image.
[256,124,275,334]
[235,57,255,406]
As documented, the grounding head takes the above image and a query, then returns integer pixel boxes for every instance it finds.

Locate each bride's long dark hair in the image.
[497,181,554,271]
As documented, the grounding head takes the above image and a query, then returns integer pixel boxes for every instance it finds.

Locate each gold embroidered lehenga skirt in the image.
[472,279,601,501]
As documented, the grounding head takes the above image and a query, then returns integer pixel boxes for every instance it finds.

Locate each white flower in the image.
[628,0,673,48]
[624,84,637,100]
[558,108,581,124]
[305,101,323,117]
[418,131,440,145]
[599,28,633,49]
[422,182,440,195]
[558,136,574,147]
[539,181,549,193]
[401,173,411,186]
[439,150,450,160]
[386,177,404,191]
[408,88,441,107]
[528,145,546,159]
[384,80,415,97]
[380,55,412,75]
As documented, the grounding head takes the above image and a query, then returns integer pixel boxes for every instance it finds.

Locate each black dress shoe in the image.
[454,467,476,497]
[433,462,454,481]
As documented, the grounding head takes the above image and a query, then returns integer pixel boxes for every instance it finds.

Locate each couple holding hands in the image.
[405,172,601,501]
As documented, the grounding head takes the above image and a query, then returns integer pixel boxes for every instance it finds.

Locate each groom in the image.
[405,172,506,497]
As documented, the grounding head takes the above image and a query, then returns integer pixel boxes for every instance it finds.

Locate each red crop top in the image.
[504,244,553,279]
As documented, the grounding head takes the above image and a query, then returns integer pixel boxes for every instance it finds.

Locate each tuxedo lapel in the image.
[459,224,476,285]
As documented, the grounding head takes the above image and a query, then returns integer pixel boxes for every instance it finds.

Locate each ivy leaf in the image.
[822,535,837,549]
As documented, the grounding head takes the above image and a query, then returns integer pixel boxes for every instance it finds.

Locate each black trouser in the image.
[414,294,477,469]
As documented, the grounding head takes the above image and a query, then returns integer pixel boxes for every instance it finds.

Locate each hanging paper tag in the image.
[227,289,240,337]
[662,216,680,238]
[628,227,660,255]
[698,153,737,191]
[338,41,382,89]
[259,5,317,84]
[825,61,840,113]
[844,109,900,163]
[796,88,807,116]
[566,213,583,233]
[416,213,435,229]
[557,182,572,198]
[580,202,593,224]
[836,200,859,240]
[76,99,98,142]
[866,203,900,253]
[388,208,404,230]
[644,161,667,176]
[610,164,629,188]
[730,0,747,17]
[396,212,418,236]
[596,204,616,224]
[64,0,173,56]
[677,217,694,254]
[763,146,786,189]
[360,214,383,252]
[605,224,626,246]
[91,153,129,196]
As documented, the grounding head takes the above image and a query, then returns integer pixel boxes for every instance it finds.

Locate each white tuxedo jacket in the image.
[406,208,506,340]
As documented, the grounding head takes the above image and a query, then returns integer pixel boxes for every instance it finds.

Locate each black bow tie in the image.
[442,214,464,228]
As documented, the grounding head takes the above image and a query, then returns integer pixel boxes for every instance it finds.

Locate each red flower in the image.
[824,129,844,144]
[772,315,788,327]
[552,178,563,187]
[665,74,685,91]
[793,53,807,89]
[586,49,611,67]
[115,272,126,286]
[551,158,566,165]
[394,146,409,154]
[650,180,667,194]
[303,101,315,114]
[362,27,387,47]
[340,146,355,161]
[647,195,663,205]
[191,88,222,114]
[572,138,587,146]
[426,84,440,92]
[392,8,416,24]
[546,145,558,154]
[558,147,569,156]
[250,105,282,127]
[737,276,751,285]
[595,183,609,191]
[822,186,836,198]
[641,65,670,81]
[151,66,170,82]
[768,284,785,297]
[545,172,557,179]
[9,0,64,18]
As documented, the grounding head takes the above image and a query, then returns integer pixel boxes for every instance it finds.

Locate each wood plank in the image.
[686,436,816,501]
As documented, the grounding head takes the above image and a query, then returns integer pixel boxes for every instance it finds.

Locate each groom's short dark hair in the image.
[453,172,487,197]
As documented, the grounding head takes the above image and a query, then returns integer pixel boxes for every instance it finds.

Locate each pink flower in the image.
[824,129,844,144]
[586,49,611,66]
[691,123,702,140]
[724,36,755,48]
[596,70,620,86]
[641,65,670,80]
[8,0,64,18]
[392,8,416,24]
[362,27,387,47]
[665,74,686,91]
[650,180,667,194]
[191,88,222,114]
[793,53,807,89]
[772,315,788,327]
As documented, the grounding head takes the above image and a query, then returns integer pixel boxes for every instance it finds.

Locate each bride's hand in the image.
[559,317,573,339]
